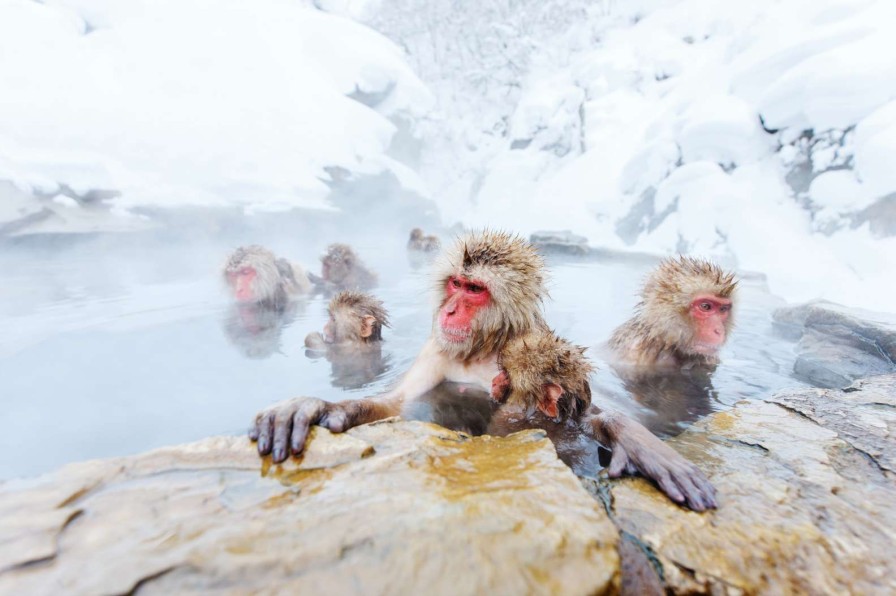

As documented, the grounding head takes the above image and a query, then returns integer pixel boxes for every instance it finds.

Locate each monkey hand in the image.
[249,397,357,463]
[490,370,510,402]
[304,331,327,352]
[594,412,718,512]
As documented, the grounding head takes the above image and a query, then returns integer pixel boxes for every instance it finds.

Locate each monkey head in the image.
[640,256,737,362]
[433,230,547,361]
[409,228,423,242]
[320,243,357,284]
[305,290,389,350]
[495,330,593,421]
[224,245,288,306]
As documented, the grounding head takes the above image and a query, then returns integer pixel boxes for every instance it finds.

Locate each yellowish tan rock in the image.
[595,375,896,595]
[0,421,619,595]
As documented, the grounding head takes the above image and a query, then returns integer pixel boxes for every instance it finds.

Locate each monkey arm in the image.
[250,339,447,462]
[584,406,717,512]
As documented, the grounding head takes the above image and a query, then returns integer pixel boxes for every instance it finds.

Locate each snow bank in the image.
[355,0,896,309]
[0,0,432,218]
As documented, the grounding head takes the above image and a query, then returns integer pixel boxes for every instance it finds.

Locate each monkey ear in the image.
[538,383,563,419]
[360,315,376,338]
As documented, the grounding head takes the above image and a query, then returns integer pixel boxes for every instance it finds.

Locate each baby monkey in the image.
[305,290,389,351]
[305,291,391,389]
[491,328,593,422]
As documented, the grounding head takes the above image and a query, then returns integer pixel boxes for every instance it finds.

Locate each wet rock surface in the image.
[3,377,895,594]
[774,300,896,388]
[0,421,619,595]
[590,374,896,594]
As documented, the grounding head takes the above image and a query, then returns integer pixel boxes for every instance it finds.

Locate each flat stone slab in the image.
[0,421,619,595]
[593,374,896,594]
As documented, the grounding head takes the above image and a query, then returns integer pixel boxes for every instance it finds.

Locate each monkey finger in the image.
[676,467,716,511]
[248,415,261,441]
[256,412,275,456]
[607,447,630,478]
[654,470,686,505]
[289,400,325,456]
[271,413,294,463]
[321,408,349,433]
[688,470,718,509]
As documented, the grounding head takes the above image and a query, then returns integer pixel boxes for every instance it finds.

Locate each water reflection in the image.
[222,302,301,359]
[611,365,718,437]
[304,344,392,390]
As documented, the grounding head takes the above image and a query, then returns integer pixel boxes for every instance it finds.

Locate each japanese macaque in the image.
[491,329,593,422]
[250,231,717,511]
[609,256,737,368]
[407,228,441,252]
[309,243,378,294]
[304,291,391,389]
[223,245,312,307]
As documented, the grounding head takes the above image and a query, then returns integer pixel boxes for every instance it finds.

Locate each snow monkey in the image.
[304,291,391,389]
[310,243,378,293]
[250,231,717,511]
[491,329,593,423]
[407,228,441,252]
[223,245,312,307]
[610,256,737,367]
[304,291,390,351]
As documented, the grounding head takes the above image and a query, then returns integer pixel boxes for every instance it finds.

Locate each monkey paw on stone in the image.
[249,397,356,462]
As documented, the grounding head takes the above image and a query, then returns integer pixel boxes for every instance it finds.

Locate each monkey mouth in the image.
[691,342,722,355]
[440,327,472,342]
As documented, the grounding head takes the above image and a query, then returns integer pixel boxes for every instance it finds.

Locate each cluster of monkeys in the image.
[224,229,736,512]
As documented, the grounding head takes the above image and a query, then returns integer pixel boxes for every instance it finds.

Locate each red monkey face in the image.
[229,267,258,303]
[688,294,731,355]
[437,276,491,347]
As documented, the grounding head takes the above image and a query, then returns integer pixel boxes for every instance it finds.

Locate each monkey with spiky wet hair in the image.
[610,256,738,367]
[304,291,392,389]
[305,291,390,350]
[250,231,718,511]
[223,245,312,307]
[491,328,593,421]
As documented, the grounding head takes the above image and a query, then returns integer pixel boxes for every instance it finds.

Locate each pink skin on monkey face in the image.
[689,294,731,354]
[438,276,490,343]
[229,267,258,302]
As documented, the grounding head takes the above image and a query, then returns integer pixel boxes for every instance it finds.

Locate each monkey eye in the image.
[720,305,731,313]
[451,278,462,288]
[239,267,252,276]
[467,284,485,294]
[699,302,712,311]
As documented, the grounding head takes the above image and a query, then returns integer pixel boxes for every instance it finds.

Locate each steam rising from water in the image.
[0,206,803,479]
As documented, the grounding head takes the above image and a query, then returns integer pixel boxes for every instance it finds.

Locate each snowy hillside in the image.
[0,0,432,230]
[342,0,896,308]
[1,0,894,308]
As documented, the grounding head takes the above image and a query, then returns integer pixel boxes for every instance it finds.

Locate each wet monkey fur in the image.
[610,256,737,367]
[491,329,592,422]
[249,231,717,511]
[305,290,390,350]
[223,245,312,307]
